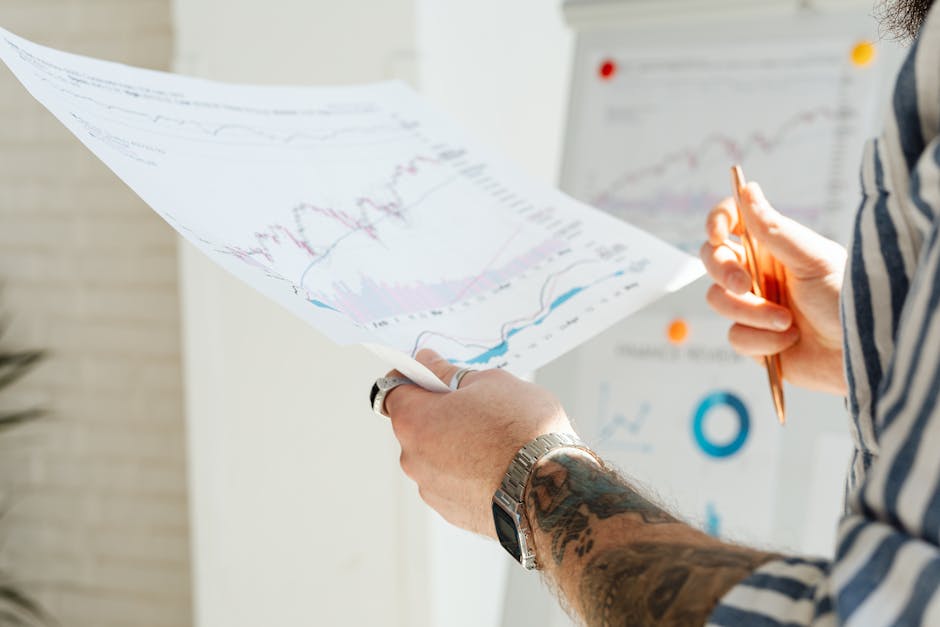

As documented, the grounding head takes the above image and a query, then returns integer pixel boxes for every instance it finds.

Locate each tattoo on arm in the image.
[526,451,676,564]
[526,451,779,626]
[580,544,774,627]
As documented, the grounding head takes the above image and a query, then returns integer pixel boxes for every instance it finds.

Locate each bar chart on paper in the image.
[0,27,702,386]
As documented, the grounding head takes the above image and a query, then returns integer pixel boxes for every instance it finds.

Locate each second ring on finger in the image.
[448,367,476,391]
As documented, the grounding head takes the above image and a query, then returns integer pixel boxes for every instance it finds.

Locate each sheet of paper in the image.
[0,27,702,389]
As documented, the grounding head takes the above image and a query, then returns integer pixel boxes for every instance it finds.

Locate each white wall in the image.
[172,2,428,626]
[0,2,192,625]
[414,2,574,625]
[416,0,573,184]
[176,1,575,625]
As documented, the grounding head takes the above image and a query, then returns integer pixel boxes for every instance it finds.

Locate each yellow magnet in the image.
[851,41,876,67]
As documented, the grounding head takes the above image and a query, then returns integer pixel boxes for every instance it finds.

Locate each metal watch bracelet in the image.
[493,432,602,570]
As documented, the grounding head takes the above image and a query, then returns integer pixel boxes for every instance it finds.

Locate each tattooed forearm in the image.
[526,451,675,564]
[579,543,777,627]
[525,450,780,627]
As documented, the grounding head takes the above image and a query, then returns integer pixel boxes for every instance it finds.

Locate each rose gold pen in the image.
[731,165,787,425]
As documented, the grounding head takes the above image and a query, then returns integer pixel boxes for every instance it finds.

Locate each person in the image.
[378,1,940,624]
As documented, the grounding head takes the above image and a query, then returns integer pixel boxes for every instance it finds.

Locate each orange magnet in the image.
[667,318,689,345]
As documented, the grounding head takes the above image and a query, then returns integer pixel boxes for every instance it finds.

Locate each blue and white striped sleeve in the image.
[710,141,940,626]
[709,11,940,625]
[709,175,940,627]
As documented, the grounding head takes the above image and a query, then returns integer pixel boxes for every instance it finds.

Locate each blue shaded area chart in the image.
[463,273,621,365]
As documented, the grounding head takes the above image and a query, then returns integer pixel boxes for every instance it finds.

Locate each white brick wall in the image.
[0,1,192,626]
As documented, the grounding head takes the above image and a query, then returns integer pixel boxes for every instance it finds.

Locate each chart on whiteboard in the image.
[564,41,879,251]
[0,27,701,389]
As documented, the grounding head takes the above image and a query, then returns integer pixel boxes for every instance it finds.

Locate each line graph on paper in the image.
[188,136,660,369]
[155,112,676,370]
[4,39,420,150]
[567,43,876,251]
[0,26,701,378]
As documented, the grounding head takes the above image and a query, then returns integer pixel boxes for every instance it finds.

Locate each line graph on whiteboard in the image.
[594,382,653,453]
[592,106,852,225]
[569,43,876,251]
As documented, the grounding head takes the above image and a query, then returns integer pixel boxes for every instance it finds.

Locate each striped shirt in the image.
[709,6,940,626]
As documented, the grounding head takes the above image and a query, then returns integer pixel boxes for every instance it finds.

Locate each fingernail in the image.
[416,348,441,360]
[772,312,792,331]
[728,271,751,293]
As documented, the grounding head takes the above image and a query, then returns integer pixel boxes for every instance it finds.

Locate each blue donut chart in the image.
[692,391,750,459]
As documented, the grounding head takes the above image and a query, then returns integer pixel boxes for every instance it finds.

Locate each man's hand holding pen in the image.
[699,178,849,397]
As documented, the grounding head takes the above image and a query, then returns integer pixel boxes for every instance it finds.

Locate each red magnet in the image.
[598,59,617,81]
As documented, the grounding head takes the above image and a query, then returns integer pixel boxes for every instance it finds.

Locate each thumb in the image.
[741,182,838,279]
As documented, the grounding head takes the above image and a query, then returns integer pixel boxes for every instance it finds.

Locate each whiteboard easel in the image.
[502,2,904,625]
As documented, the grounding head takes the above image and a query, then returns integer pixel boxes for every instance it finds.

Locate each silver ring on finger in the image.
[370,376,414,417]
[448,367,477,391]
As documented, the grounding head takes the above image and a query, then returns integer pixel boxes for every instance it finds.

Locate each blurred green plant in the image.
[0,582,51,627]
[0,343,44,432]
[0,325,52,627]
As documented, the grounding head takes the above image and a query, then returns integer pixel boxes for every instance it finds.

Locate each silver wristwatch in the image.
[492,432,597,570]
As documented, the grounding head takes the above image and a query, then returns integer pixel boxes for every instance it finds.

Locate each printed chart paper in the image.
[0,27,702,390]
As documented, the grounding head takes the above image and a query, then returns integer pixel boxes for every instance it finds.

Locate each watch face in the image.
[492,503,523,562]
